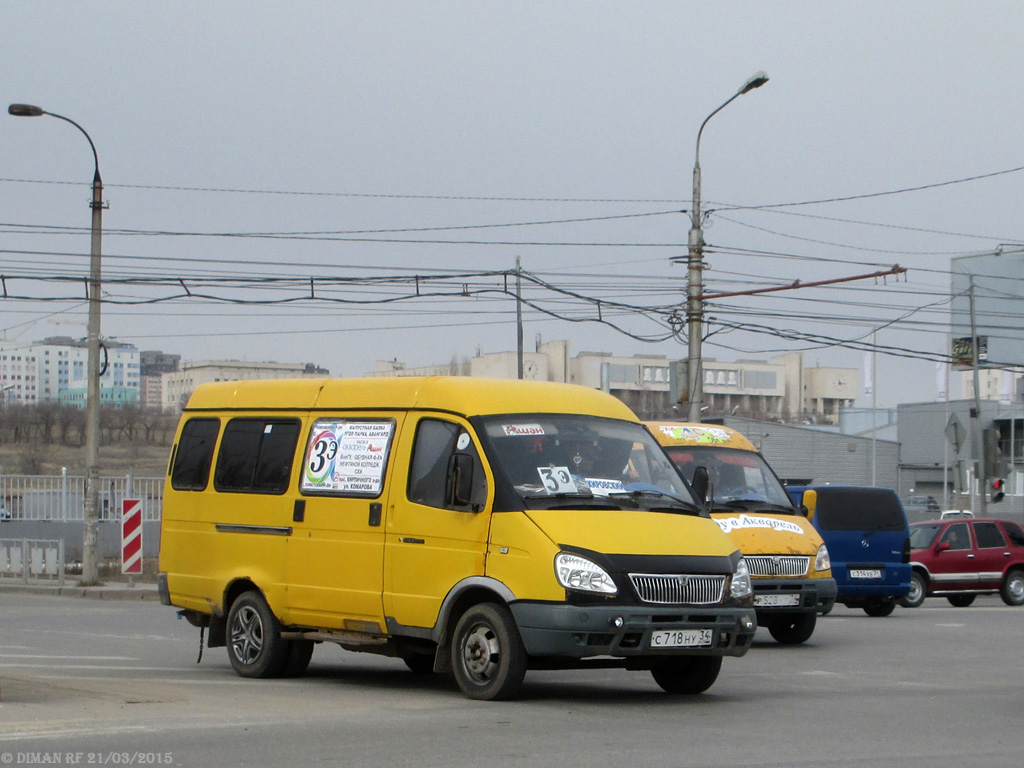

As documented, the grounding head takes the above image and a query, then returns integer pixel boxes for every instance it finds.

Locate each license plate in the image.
[650,629,714,648]
[754,594,801,607]
[850,569,882,579]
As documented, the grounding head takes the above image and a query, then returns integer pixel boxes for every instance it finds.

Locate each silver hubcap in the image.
[230,606,264,665]
[907,578,923,604]
[461,622,500,684]
[1008,575,1024,602]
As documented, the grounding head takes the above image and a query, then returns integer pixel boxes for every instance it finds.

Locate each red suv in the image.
[901,518,1024,608]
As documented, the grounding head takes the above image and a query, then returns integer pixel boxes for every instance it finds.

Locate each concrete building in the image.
[368,341,858,424]
[1,337,141,408]
[0,345,39,405]
[139,351,181,410]
[162,360,330,410]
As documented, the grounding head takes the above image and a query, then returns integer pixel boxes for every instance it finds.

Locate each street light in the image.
[9,103,105,584]
[686,72,768,422]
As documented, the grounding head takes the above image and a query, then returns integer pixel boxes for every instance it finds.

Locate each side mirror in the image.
[691,466,710,504]
[447,453,476,510]
[936,541,951,553]
[801,490,818,522]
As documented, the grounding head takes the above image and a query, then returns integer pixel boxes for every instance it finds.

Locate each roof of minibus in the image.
[645,422,758,452]
[184,376,638,420]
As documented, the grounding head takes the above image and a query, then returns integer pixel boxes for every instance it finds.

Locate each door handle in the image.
[967,554,975,559]
[368,502,382,527]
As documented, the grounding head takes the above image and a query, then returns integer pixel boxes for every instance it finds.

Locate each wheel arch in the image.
[432,577,516,647]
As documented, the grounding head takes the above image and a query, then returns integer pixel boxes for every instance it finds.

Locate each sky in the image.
[3,1,1024,410]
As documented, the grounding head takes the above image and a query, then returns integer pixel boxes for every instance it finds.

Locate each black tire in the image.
[767,612,816,644]
[226,590,289,678]
[1000,569,1024,606]
[402,653,435,674]
[280,639,315,677]
[899,572,927,608]
[650,655,722,695]
[863,599,896,617]
[451,603,527,701]
[947,594,976,608]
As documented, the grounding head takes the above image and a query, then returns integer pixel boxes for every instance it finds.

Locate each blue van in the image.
[786,486,911,616]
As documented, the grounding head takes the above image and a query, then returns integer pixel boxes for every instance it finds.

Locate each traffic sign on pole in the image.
[121,498,143,575]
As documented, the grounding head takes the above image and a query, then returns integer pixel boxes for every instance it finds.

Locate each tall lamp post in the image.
[9,104,104,584]
[686,72,768,422]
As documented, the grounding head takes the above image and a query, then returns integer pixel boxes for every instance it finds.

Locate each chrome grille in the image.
[629,573,726,605]
[745,556,809,577]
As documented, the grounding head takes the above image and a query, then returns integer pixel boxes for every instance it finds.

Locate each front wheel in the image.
[650,655,722,694]
[451,603,527,701]
[947,594,976,608]
[1001,569,1024,606]
[767,612,816,645]
[899,572,927,608]
[863,598,896,617]
[226,590,288,678]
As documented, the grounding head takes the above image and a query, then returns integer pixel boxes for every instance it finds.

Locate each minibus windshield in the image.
[662,445,794,511]
[480,415,697,511]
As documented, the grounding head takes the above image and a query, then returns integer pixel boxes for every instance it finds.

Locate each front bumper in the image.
[509,601,757,660]
[752,577,837,615]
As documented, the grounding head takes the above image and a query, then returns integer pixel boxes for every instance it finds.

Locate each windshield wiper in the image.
[608,489,702,513]
[716,500,796,514]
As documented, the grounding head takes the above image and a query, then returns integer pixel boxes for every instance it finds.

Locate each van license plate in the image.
[850,569,882,579]
[650,629,713,648]
[754,594,800,607]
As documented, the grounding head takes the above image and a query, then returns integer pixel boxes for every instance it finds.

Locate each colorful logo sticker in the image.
[305,428,338,484]
[658,425,730,444]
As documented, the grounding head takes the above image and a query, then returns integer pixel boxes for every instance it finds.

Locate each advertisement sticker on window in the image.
[302,419,394,495]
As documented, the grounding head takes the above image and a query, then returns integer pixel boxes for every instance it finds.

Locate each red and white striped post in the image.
[121,498,143,579]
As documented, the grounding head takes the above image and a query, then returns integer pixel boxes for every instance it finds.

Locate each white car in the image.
[940,509,975,519]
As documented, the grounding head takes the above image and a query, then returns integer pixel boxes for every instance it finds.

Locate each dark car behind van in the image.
[787,486,911,616]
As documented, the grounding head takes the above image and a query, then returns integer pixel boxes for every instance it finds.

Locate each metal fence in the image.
[0,472,164,522]
[0,538,66,584]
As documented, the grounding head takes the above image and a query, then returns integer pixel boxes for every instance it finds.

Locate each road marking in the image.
[0,654,137,660]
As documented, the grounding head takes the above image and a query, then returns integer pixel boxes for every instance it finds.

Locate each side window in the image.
[408,419,487,511]
[974,521,1007,549]
[1003,522,1024,547]
[170,418,220,491]
[214,418,300,494]
[940,522,971,551]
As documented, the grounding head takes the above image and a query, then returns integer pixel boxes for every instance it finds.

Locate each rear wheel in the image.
[899,572,927,608]
[451,603,527,701]
[767,612,816,644]
[947,594,976,608]
[650,655,722,694]
[863,598,896,617]
[226,591,289,678]
[1000,569,1024,606]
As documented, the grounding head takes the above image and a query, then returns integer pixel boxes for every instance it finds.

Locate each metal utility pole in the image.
[687,72,768,422]
[9,104,105,584]
[969,277,986,517]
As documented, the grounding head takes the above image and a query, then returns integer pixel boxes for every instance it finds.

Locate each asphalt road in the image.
[1,593,1021,768]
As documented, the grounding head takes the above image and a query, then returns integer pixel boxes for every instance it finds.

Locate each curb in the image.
[0,583,159,601]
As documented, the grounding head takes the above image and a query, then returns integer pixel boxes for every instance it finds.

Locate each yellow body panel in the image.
[524,508,738,559]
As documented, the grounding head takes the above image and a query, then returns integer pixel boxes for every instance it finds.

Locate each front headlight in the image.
[731,557,753,599]
[815,543,831,572]
[554,552,618,595]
